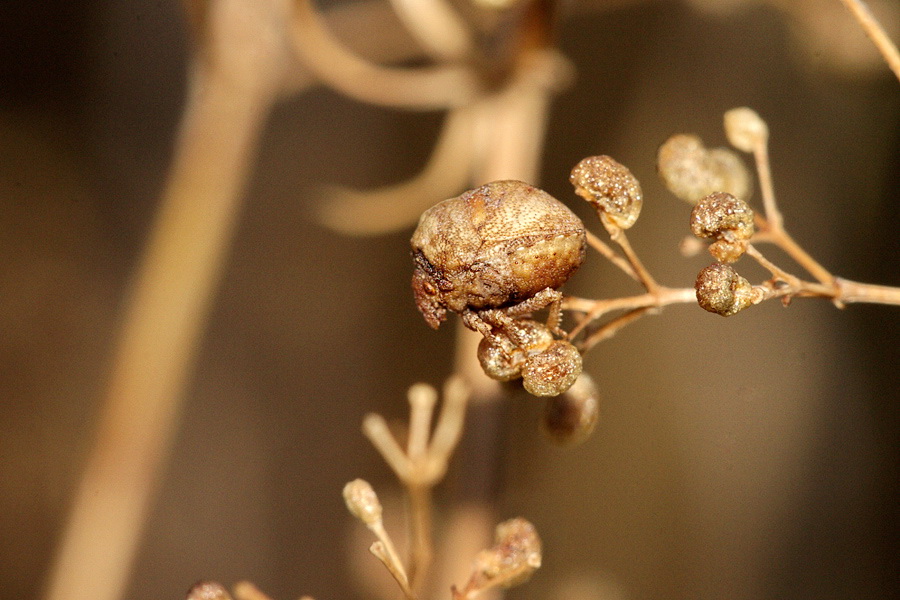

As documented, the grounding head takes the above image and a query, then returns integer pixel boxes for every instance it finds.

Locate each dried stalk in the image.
[43,2,297,599]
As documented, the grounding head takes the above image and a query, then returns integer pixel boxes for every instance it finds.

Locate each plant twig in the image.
[43,4,300,599]
[291,0,481,109]
[838,0,900,81]
[565,287,697,341]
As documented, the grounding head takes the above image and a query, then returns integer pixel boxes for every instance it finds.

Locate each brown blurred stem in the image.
[42,2,294,598]
[838,0,900,81]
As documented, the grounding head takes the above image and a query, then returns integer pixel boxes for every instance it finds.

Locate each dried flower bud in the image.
[477,336,525,381]
[233,582,276,600]
[657,134,751,203]
[690,192,755,263]
[506,318,555,352]
[474,518,542,587]
[187,582,233,600]
[570,155,643,229]
[521,340,582,397]
[477,319,555,382]
[343,479,382,525]
[695,263,755,316]
[541,373,599,446]
[724,107,768,153]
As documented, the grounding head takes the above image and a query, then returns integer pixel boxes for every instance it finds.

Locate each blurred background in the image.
[1,1,897,599]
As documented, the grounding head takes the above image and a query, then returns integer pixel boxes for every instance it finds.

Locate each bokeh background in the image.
[1,1,898,599]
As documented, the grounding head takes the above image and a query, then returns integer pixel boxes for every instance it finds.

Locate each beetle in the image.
[411,180,586,336]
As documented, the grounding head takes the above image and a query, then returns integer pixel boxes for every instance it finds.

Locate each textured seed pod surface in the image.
[695,262,755,316]
[570,155,643,229]
[657,134,752,203]
[691,191,755,263]
[412,181,586,328]
[521,340,583,397]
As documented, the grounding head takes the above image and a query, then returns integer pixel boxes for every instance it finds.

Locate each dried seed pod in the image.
[477,336,525,381]
[690,191,755,263]
[541,373,599,446]
[187,582,233,600]
[695,262,756,316]
[724,107,768,153]
[343,479,383,525]
[570,155,643,229]
[657,134,751,203]
[471,518,542,588]
[521,340,583,397]
[477,319,555,382]
[411,181,586,329]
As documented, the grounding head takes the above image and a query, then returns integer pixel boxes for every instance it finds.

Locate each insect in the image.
[411,180,587,396]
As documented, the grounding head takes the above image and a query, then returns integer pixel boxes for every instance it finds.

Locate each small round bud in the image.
[521,340,582,397]
[657,134,751,203]
[570,155,643,229]
[504,318,555,352]
[724,107,768,153]
[477,336,525,381]
[690,192,755,263]
[695,263,755,316]
[187,582,232,600]
[343,479,382,525]
[474,518,542,586]
[541,373,599,447]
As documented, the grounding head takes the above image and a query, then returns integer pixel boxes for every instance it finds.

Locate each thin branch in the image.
[389,0,474,61]
[291,0,482,110]
[838,0,900,81]
[580,307,652,352]
[43,3,294,597]
[608,227,660,294]
[564,287,697,340]
[316,106,475,235]
[585,229,640,282]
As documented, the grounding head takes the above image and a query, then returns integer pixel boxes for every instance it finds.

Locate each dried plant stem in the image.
[291,0,480,109]
[43,2,303,597]
[317,106,476,235]
[750,132,781,231]
[407,483,434,591]
[838,0,900,81]
[834,278,900,305]
[388,0,473,61]
[579,307,652,352]
[585,230,640,282]
[747,129,837,287]
[753,216,837,286]
[746,244,900,305]
[369,526,416,600]
[608,227,659,294]
[565,287,697,341]
[44,63,271,600]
